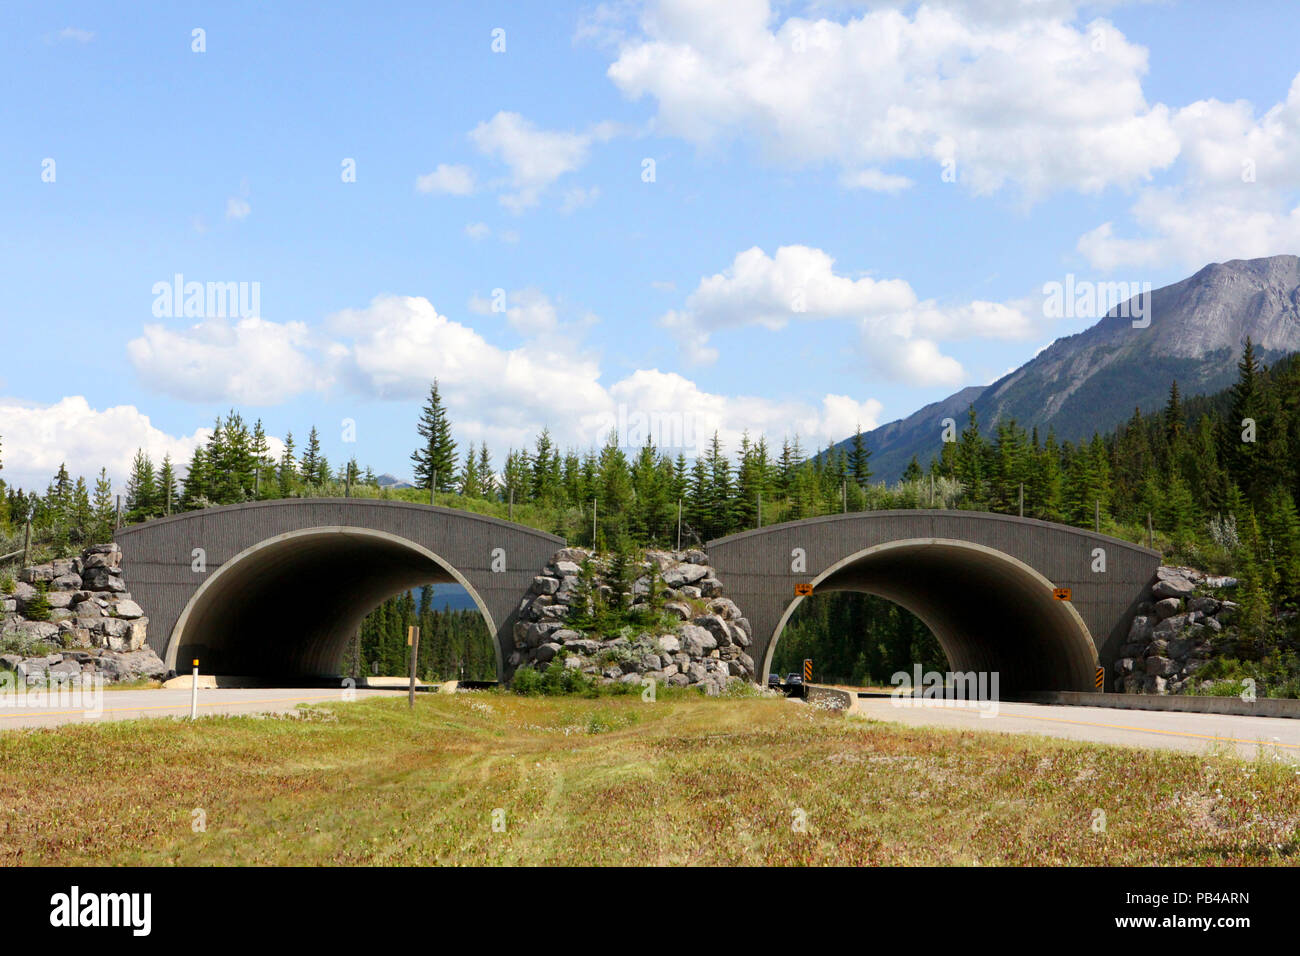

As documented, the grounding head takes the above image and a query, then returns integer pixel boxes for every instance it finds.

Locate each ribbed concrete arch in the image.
[708,510,1160,694]
[114,499,566,681]
[164,526,497,677]
[759,538,1098,693]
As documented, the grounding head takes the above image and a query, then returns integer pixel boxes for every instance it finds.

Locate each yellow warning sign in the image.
[803,659,812,682]
[1095,666,1105,690]
[794,582,813,597]
[1053,587,1072,601]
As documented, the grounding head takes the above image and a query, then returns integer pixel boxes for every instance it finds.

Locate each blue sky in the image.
[3,0,1299,491]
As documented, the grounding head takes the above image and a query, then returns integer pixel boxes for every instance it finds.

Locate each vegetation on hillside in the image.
[4,343,1300,684]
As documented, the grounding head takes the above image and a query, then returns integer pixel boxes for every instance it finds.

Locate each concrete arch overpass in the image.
[707,510,1161,694]
[116,502,1159,692]
[114,499,563,681]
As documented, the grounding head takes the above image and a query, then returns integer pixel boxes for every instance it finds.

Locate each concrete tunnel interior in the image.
[170,530,493,680]
[769,540,1098,693]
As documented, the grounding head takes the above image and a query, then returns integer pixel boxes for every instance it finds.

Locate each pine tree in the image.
[183,446,211,507]
[300,427,322,490]
[478,444,495,499]
[125,450,157,521]
[411,381,457,492]
[91,468,115,542]
[278,432,297,497]
[847,425,872,487]
[156,454,179,514]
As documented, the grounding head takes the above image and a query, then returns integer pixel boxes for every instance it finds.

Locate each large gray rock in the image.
[678,624,718,657]
[1153,567,1198,599]
[657,634,681,654]
[551,548,590,566]
[524,621,563,648]
[112,600,145,620]
[1145,656,1179,677]
[706,598,742,620]
[81,544,122,570]
[81,567,127,593]
[19,564,54,585]
[1153,598,1183,620]
[692,614,732,647]
[1127,615,1153,643]
[4,620,59,648]
[96,647,167,682]
[662,562,709,587]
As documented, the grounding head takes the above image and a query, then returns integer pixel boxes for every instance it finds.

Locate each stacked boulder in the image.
[1112,566,1239,695]
[0,544,167,684]
[510,547,757,695]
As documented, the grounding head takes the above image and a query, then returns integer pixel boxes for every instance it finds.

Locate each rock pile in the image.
[510,547,757,694]
[1,544,167,684]
[1112,566,1239,695]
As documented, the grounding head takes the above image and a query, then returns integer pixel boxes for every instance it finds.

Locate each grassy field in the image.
[1,692,1297,866]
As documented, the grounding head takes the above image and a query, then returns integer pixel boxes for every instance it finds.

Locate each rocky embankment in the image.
[1113,566,1240,695]
[511,548,756,694]
[1,544,167,684]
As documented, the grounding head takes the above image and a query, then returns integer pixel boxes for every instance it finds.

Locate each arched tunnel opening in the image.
[766,540,1097,695]
[168,529,497,683]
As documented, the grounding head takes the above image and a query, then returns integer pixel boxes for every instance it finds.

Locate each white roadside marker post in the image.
[190,658,200,720]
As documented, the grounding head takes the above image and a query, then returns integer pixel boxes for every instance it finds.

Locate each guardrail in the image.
[1020,690,1300,720]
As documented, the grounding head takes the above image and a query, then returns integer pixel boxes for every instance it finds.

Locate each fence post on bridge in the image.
[1019,483,1024,518]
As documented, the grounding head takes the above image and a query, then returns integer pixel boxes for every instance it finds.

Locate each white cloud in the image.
[839,168,913,194]
[57,27,95,44]
[0,396,209,492]
[468,288,561,336]
[225,197,251,220]
[468,111,616,212]
[1077,72,1300,270]
[606,0,1178,198]
[598,368,883,452]
[559,185,601,213]
[464,221,491,240]
[123,293,889,459]
[416,163,477,196]
[126,317,327,404]
[860,333,966,388]
[665,245,916,334]
[661,244,1033,379]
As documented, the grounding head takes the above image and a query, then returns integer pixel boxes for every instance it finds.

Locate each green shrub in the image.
[0,573,14,595]
[23,589,51,622]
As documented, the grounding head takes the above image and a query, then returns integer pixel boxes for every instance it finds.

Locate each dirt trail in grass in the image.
[0,692,1297,865]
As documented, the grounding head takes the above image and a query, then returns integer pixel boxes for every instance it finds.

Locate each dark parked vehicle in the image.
[767,672,783,689]
[786,673,804,687]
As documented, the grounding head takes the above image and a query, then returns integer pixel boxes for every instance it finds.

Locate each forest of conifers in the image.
[4,341,1299,683]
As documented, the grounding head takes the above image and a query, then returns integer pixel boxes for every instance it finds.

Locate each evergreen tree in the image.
[411,381,457,492]
[125,450,157,521]
[847,425,872,487]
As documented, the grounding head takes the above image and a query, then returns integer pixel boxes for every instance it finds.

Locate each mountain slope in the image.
[844,255,1300,482]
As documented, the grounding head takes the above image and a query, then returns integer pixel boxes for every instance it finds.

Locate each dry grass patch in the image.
[0,693,1296,865]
